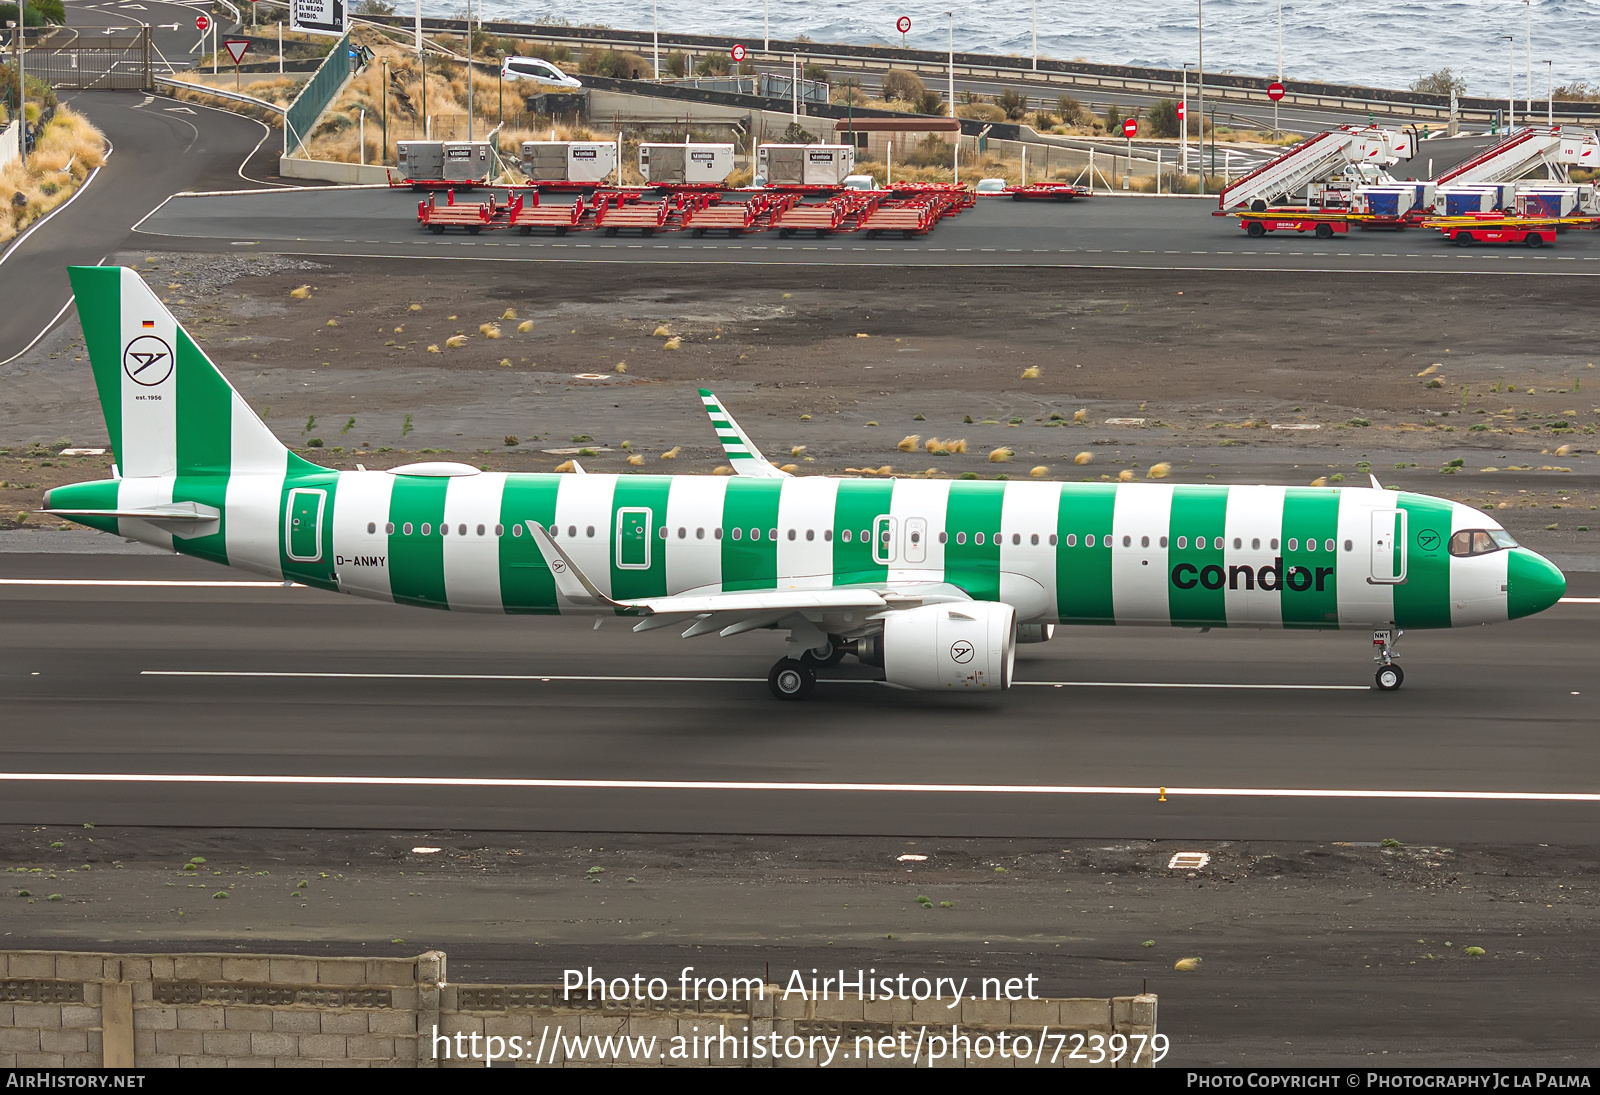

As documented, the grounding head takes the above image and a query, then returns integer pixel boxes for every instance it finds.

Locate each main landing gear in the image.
[768,638,845,699]
[1373,629,1404,691]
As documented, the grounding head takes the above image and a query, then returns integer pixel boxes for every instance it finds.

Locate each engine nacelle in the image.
[1016,623,1054,644]
[880,602,1017,691]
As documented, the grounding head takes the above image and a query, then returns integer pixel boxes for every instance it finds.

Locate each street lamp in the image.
[11,0,25,166]
[1181,62,1193,178]
[466,0,474,142]
[1275,0,1283,136]
[652,0,659,80]
[1502,35,1514,131]
[1196,0,1205,196]
[1545,59,1553,126]
[1032,0,1037,71]
[1522,0,1531,119]
[943,12,956,183]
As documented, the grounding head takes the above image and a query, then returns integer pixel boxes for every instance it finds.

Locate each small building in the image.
[833,117,959,161]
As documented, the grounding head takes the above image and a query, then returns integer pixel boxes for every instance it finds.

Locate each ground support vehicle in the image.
[594,192,670,236]
[771,192,879,238]
[416,190,501,235]
[1003,182,1095,201]
[683,193,799,237]
[1234,209,1350,238]
[505,192,586,236]
[1214,124,1416,213]
[1423,213,1593,247]
[860,196,945,238]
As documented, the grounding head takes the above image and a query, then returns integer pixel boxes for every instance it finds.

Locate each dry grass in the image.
[0,107,107,248]
[897,435,919,452]
[517,320,534,333]
[988,447,1014,463]
[1074,452,1094,465]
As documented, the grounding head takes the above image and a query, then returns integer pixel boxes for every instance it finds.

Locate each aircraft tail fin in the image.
[698,389,790,478]
[68,265,303,479]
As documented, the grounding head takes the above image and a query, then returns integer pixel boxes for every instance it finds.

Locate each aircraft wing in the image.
[698,389,790,478]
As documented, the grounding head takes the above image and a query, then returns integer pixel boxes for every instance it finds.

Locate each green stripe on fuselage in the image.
[1395,493,1452,629]
[47,479,121,535]
[720,478,782,591]
[1167,485,1228,628]
[66,267,124,469]
[276,468,340,592]
[945,481,1004,601]
[498,474,560,614]
[386,474,448,608]
[1280,488,1341,629]
[609,476,670,600]
[1056,483,1116,624]
[832,479,893,586]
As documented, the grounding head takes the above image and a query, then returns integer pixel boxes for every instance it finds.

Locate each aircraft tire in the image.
[1375,665,1404,691]
[769,659,816,700]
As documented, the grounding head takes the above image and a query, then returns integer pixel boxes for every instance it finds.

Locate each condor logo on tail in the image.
[1171,557,1335,593]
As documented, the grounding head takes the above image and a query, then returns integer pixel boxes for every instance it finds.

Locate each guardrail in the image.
[357,15,1600,127]
[156,76,286,116]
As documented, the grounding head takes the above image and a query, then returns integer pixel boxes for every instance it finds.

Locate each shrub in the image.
[913,90,946,116]
[880,68,926,102]
[1411,69,1468,97]
[803,62,829,83]
[956,102,1005,123]
[1147,98,1180,138]
[664,51,687,77]
[694,52,731,76]
[899,132,955,168]
[997,88,1029,120]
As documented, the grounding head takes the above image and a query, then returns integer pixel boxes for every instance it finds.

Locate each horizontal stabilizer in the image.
[44,502,220,522]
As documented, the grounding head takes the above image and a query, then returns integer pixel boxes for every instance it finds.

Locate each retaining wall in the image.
[0,949,1156,1068]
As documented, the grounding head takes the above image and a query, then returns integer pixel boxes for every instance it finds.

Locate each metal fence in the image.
[283,31,351,157]
[18,28,152,91]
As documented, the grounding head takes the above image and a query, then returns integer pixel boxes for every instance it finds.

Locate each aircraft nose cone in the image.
[1507,549,1566,619]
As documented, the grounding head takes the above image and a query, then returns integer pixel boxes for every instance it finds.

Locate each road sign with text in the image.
[731,43,745,62]
[1267,81,1286,101]
[1122,117,1138,138]
[195,14,209,31]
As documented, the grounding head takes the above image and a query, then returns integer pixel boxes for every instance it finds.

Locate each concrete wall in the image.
[0,950,1155,1068]
[278,156,395,185]
[0,120,19,171]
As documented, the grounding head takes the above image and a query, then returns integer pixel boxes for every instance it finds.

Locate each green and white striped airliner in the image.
[45,265,1567,697]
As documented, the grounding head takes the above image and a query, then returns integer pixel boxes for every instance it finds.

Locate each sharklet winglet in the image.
[698,388,790,478]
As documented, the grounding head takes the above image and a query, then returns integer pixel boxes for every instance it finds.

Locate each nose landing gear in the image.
[1373,629,1404,690]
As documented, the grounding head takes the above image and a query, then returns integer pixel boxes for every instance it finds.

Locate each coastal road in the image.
[2,553,1595,841]
[133,186,1600,275]
[0,0,281,366]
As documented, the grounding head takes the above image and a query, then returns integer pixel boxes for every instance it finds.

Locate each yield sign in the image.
[223,39,250,65]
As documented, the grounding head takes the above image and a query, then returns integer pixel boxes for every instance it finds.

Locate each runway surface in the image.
[2,553,1595,841]
[134,187,1600,275]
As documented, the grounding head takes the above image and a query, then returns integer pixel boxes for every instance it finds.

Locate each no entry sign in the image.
[730,43,746,61]
[1122,117,1138,138]
[1267,81,1286,101]
[1177,100,1186,120]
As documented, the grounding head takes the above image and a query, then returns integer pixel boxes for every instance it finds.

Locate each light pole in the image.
[1197,0,1204,196]
[414,0,421,54]
[764,0,769,52]
[1275,0,1283,136]
[1502,35,1514,131]
[1181,62,1192,178]
[1523,0,1531,120]
[1545,59,1552,126]
[652,0,658,80]
[381,58,389,166]
[944,11,955,183]
[12,0,24,165]
[1032,0,1037,71]
[466,0,474,142]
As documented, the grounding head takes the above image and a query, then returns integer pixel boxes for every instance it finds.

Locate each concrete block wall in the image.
[1,951,1153,1068]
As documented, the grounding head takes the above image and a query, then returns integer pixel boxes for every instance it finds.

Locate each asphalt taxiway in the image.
[2,553,1594,842]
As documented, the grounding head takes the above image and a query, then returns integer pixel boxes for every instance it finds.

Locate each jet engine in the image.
[874,602,1017,691]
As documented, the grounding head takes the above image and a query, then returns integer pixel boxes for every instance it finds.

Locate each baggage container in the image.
[396,140,444,182]
[639,143,736,184]
[1515,185,1579,218]
[442,141,494,184]
[1437,187,1498,216]
[758,143,856,186]
[1357,186,1415,219]
[519,140,618,183]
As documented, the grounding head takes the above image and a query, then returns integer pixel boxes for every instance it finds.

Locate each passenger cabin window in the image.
[367,522,376,534]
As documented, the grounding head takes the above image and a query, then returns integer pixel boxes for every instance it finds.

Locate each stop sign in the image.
[730,43,746,61]
[1122,117,1138,138]
[195,13,209,31]
[1267,81,1286,101]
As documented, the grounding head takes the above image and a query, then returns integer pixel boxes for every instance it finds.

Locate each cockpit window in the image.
[1449,528,1516,557]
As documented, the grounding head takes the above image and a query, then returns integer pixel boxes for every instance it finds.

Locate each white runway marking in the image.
[0,771,1592,803]
[1559,597,1600,604]
[0,579,298,588]
[141,670,1363,691]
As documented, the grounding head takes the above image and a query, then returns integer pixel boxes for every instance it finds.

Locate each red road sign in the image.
[1122,117,1138,138]
[195,13,209,31]
[897,16,912,33]
[730,43,746,62]
[1177,100,1186,120]
[223,39,249,65]
[1267,81,1286,101]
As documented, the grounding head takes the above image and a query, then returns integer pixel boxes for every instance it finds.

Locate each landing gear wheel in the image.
[768,658,816,700]
[801,642,846,668]
[1246,221,1266,238]
[1375,664,1404,691]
